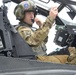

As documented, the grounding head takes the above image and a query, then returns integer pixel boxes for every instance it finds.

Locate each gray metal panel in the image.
[11,31,35,58]
[0,10,13,51]
[0,56,76,75]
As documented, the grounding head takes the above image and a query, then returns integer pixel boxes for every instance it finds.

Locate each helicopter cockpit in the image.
[0,0,76,75]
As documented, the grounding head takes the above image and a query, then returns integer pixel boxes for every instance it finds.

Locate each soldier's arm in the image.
[18,7,58,46]
[28,16,55,45]
[17,16,55,46]
[26,7,58,45]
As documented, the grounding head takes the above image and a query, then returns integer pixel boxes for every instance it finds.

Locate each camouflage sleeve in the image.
[43,16,55,28]
[17,16,55,46]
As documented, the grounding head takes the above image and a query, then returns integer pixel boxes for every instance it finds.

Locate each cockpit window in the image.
[58,6,76,25]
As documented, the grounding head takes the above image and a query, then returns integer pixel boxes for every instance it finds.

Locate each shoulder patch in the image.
[24,30,31,37]
[21,30,31,39]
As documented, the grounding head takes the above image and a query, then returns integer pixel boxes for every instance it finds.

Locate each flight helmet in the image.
[14,0,38,20]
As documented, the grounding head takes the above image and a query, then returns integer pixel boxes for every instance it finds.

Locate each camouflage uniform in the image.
[17,16,54,56]
[66,47,76,65]
[14,0,68,64]
[17,16,68,64]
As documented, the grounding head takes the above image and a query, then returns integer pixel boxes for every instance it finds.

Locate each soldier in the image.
[14,0,69,64]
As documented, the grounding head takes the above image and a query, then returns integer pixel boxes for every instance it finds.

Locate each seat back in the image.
[11,31,35,59]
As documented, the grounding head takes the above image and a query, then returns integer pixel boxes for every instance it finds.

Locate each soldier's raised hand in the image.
[35,17,43,28]
[49,7,58,19]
